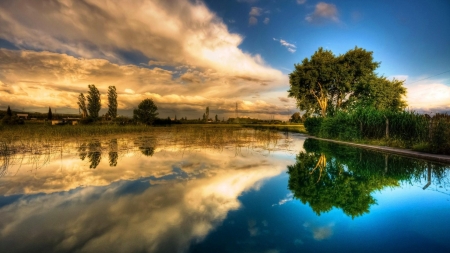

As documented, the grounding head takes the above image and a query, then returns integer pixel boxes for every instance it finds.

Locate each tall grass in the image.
[304,108,450,154]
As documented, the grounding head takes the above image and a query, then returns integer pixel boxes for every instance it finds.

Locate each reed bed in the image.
[304,108,450,154]
[0,125,285,176]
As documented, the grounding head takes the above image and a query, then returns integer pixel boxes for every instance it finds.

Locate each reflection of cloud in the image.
[272,193,293,206]
[0,160,282,252]
[303,222,335,241]
[305,2,339,24]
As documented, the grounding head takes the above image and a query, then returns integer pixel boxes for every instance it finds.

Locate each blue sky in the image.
[0,0,449,118]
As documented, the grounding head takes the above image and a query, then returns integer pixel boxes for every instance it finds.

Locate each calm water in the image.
[0,127,449,253]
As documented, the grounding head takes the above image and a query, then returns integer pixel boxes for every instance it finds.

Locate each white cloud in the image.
[305,2,339,24]
[248,7,264,25]
[273,38,296,53]
[249,7,263,16]
[124,89,135,94]
[249,16,258,25]
[263,17,270,24]
[406,81,450,112]
[297,0,307,4]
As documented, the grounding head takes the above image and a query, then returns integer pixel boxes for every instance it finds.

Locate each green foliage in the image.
[429,115,450,154]
[288,47,406,116]
[107,86,118,119]
[133,98,158,125]
[87,84,101,120]
[304,117,323,136]
[351,76,406,111]
[304,106,450,154]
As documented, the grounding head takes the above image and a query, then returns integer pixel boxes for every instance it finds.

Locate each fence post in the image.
[384,116,389,139]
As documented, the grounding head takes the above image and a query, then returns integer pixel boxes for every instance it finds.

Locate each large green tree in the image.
[87,84,101,119]
[133,98,158,125]
[107,86,118,119]
[288,47,405,116]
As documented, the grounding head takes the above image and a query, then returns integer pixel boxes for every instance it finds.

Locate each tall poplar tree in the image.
[87,84,101,119]
[107,86,117,119]
[78,93,88,118]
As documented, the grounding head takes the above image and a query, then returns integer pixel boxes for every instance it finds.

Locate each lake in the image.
[1,127,449,253]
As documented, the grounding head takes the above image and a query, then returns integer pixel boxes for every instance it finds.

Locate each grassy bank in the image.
[304,108,450,155]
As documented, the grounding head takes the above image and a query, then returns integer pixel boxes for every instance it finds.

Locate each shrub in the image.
[304,117,323,136]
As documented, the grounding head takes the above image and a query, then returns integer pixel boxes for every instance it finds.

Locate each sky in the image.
[0,0,449,119]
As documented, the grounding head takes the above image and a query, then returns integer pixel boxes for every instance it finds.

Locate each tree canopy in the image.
[133,98,158,125]
[288,47,406,117]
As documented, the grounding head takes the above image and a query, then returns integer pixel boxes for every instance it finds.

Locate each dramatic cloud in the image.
[0,0,291,119]
[0,49,290,119]
[273,38,296,53]
[263,17,270,24]
[0,0,283,83]
[305,2,339,24]
[297,0,307,4]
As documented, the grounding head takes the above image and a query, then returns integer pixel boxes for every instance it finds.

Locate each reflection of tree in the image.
[78,143,87,161]
[288,139,449,218]
[134,137,156,157]
[109,139,118,167]
[88,140,101,169]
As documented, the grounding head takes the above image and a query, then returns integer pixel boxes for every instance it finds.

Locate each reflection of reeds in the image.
[0,126,284,176]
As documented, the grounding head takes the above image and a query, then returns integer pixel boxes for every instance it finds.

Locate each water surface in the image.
[0,128,449,252]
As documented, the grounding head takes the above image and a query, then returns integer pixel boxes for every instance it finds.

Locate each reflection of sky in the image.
[1,133,450,252]
[188,171,450,253]
[0,134,301,253]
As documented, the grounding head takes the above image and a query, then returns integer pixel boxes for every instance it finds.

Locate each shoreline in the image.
[306,135,450,164]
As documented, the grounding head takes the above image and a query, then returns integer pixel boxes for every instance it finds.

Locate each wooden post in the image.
[385,116,389,139]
